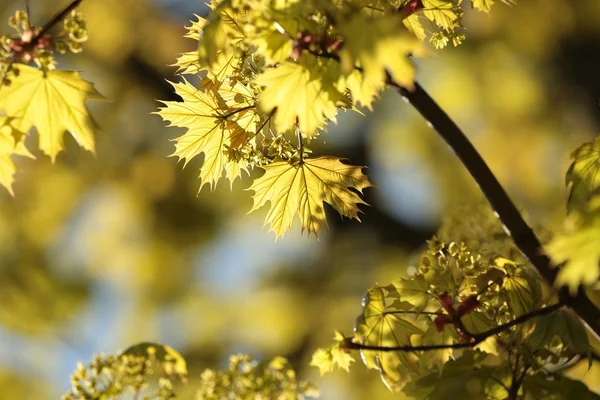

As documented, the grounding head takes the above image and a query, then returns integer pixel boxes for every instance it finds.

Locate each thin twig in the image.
[25,0,31,27]
[33,0,83,43]
[297,126,304,163]
[345,303,562,352]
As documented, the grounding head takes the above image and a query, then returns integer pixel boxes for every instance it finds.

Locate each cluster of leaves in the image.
[157,0,503,238]
[311,237,596,397]
[197,354,318,399]
[62,342,187,400]
[0,7,102,194]
[547,136,600,293]
[64,344,316,400]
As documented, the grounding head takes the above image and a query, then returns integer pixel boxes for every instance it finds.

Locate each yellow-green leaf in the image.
[248,156,372,237]
[547,207,600,294]
[156,78,257,191]
[310,331,355,375]
[565,135,600,212]
[471,0,495,12]
[527,310,590,356]
[257,57,347,138]
[338,14,422,109]
[392,274,431,312]
[355,285,423,391]
[502,269,541,317]
[0,65,103,161]
[0,118,25,194]
[422,0,460,30]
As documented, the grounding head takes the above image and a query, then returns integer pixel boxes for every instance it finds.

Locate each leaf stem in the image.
[220,105,255,120]
[346,303,562,352]
[297,126,304,163]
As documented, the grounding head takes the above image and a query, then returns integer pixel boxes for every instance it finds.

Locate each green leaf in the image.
[502,266,542,317]
[420,324,458,372]
[522,373,600,400]
[565,135,600,212]
[403,351,507,400]
[392,274,431,312]
[547,205,600,294]
[461,307,496,335]
[527,310,590,356]
[354,285,424,391]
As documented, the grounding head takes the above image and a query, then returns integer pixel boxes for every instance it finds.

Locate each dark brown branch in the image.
[33,0,83,42]
[345,303,562,353]
[308,44,600,338]
[387,79,600,339]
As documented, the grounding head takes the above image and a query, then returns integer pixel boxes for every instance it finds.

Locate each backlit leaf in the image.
[522,373,600,400]
[355,285,424,391]
[565,135,600,212]
[310,331,355,375]
[502,268,541,317]
[0,65,103,161]
[338,14,422,109]
[403,351,506,400]
[527,309,590,356]
[156,78,258,191]
[257,57,347,137]
[547,200,600,294]
[471,0,495,13]
[248,156,372,237]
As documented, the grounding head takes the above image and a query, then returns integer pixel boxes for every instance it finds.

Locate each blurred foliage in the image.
[63,342,187,399]
[0,0,598,399]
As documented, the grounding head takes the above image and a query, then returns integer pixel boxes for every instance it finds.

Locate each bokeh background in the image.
[0,0,599,398]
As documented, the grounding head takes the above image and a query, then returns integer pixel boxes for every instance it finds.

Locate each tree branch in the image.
[387,79,600,340]
[345,303,562,353]
[308,43,600,338]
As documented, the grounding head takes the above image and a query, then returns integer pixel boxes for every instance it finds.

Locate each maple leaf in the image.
[422,0,461,30]
[547,201,600,294]
[355,285,423,391]
[0,65,103,161]
[403,351,502,400]
[565,135,600,212]
[0,117,30,194]
[310,331,355,375]
[471,0,495,12]
[257,57,347,138]
[338,14,423,109]
[248,156,371,237]
[527,309,590,356]
[156,78,258,191]
[403,14,427,42]
[198,0,245,67]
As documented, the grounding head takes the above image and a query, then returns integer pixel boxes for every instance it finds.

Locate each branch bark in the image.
[390,80,600,339]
